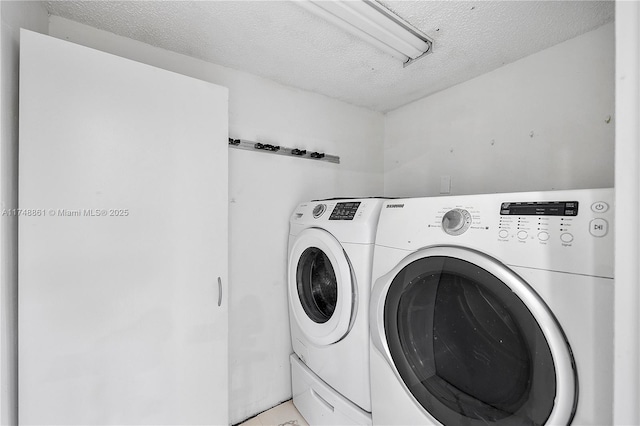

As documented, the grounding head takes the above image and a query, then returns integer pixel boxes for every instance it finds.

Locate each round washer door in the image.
[288,228,354,346]
[370,246,576,426]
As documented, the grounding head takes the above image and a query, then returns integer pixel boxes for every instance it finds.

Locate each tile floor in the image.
[239,400,309,426]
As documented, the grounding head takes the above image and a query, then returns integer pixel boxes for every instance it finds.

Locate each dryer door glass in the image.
[384,255,559,426]
[296,247,338,323]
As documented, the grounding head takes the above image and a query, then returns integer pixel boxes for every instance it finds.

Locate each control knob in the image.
[312,204,327,218]
[442,208,472,236]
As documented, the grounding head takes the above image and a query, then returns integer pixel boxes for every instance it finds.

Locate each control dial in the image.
[312,204,327,219]
[442,208,472,236]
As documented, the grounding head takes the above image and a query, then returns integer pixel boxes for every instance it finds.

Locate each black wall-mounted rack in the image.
[228,138,340,164]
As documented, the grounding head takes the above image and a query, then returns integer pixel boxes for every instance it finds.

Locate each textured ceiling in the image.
[44,1,614,113]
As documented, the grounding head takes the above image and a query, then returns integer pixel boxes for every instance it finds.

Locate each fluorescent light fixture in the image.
[296,0,433,66]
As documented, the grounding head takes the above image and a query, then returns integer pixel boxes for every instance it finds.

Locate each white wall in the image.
[48,16,384,424]
[384,23,614,197]
[0,2,48,424]
[614,2,640,424]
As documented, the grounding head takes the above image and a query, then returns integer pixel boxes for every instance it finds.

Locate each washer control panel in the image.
[328,201,362,220]
[290,198,386,245]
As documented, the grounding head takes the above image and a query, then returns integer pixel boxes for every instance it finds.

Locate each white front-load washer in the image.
[288,198,385,426]
[370,189,614,425]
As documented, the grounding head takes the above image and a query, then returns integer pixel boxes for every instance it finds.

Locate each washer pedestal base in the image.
[290,354,371,426]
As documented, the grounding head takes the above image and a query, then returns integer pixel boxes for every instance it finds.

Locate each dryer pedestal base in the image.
[290,354,371,426]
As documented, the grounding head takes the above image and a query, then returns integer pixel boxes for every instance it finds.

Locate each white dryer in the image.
[370,189,614,425]
[288,198,385,425]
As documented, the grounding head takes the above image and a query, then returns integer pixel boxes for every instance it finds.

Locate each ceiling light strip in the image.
[361,0,431,44]
[297,0,408,61]
[346,1,428,54]
[297,0,433,65]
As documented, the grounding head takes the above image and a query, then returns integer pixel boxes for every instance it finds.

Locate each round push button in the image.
[560,233,574,243]
[498,229,509,239]
[591,202,609,213]
[517,230,528,240]
[590,218,608,237]
[538,232,550,242]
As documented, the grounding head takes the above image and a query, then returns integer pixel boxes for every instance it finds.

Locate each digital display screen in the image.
[329,202,361,220]
[500,201,578,216]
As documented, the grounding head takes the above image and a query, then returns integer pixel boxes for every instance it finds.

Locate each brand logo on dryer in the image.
[386,204,405,209]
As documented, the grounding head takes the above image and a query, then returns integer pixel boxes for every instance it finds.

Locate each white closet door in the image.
[18,30,228,425]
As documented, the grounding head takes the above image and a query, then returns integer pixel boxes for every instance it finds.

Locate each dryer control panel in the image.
[497,199,610,244]
[376,188,614,278]
[499,201,578,216]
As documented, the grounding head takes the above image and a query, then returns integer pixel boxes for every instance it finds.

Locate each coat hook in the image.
[228,137,339,164]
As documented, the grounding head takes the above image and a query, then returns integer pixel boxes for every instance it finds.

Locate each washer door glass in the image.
[296,247,338,323]
[384,253,570,426]
[288,228,354,346]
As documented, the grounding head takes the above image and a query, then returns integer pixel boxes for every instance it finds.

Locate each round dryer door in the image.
[370,246,577,426]
[288,228,354,346]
